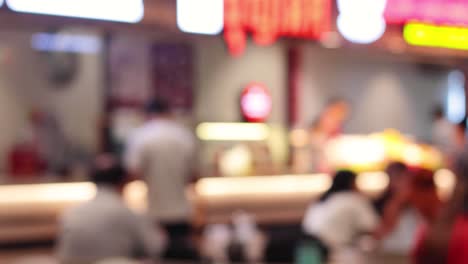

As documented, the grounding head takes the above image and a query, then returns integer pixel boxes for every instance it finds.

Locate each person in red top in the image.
[413,150,468,264]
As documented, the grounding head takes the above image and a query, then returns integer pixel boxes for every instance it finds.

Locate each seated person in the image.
[302,170,379,261]
[56,155,166,264]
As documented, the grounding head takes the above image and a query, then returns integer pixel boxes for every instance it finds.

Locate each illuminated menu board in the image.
[6,0,144,23]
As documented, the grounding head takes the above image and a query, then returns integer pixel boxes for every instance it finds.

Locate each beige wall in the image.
[298,45,450,140]
[194,37,288,124]
[0,30,104,175]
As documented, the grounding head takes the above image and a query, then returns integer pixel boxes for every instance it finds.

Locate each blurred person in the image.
[374,162,410,215]
[431,105,458,162]
[413,151,468,264]
[293,98,350,173]
[56,154,166,264]
[374,162,422,254]
[302,170,378,261]
[124,98,197,259]
[410,168,442,222]
[455,118,466,148]
[29,109,71,175]
[29,109,90,176]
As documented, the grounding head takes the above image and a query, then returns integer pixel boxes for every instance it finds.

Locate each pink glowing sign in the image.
[385,0,468,26]
[241,83,272,123]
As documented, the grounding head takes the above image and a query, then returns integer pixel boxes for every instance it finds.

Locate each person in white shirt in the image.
[56,155,166,264]
[124,98,197,259]
[302,170,379,261]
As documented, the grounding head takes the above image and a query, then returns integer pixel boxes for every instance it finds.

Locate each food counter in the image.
[0,170,425,244]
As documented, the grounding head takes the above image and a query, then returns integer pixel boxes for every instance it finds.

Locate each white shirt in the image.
[302,192,378,248]
[57,187,166,264]
[381,208,421,254]
[125,119,195,222]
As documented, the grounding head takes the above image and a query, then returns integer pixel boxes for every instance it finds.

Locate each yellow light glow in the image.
[195,174,332,197]
[404,22,468,51]
[435,168,456,200]
[356,171,389,193]
[402,144,424,166]
[196,122,270,141]
[219,145,253,177]
[326,135,387,171]
[0,182,96,205]
[123,180,148,212]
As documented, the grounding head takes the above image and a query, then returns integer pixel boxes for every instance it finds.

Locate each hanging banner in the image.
[224,0,331,56]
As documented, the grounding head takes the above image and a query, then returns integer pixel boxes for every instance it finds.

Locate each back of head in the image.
[386,161,408,179]
[145,98,171,116]
[432,104,444,121]
[91,154,126,187]
[320,170,357,202]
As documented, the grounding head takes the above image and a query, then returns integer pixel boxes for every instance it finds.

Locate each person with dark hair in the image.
[302,170,378,260]
[124,98,197,260]
[413,151,468,264]
[57,154,166,264]
[374,162,423,254]
[374,162,410,215]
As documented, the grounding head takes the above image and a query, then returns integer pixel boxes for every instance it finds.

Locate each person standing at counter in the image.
[293,98,350,173]
[57,155,166,264]
[124,98,197,260]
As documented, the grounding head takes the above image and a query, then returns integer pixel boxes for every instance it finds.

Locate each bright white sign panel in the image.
[337,0,387,44]
[6,0,144,23]
[177,0,224,35]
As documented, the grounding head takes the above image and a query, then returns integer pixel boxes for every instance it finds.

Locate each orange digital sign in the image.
[224,0,331,56]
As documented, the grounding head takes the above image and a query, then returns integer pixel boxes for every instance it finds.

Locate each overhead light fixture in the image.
[177,0,224,35]
[337,0,387,44]
[196,122,270,141]
[31,33,102,53]
[6,0,144,23]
